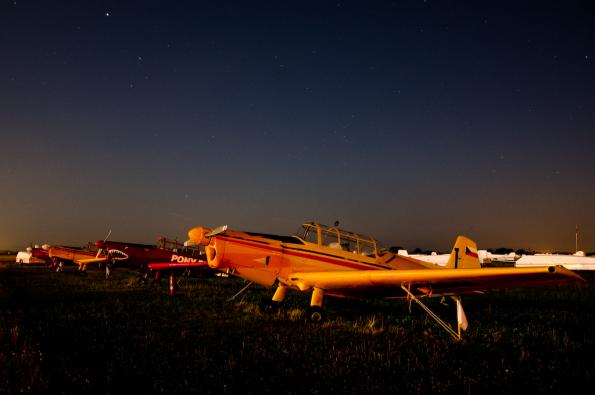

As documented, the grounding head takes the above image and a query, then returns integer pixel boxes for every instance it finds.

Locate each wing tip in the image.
[550,265,586,282]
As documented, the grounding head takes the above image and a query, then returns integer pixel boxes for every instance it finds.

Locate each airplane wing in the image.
[147,261,209,271]
[288,266,583,297]
[75,257,107,266]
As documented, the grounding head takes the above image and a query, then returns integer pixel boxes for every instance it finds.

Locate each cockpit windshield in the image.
[294,222,378,257]
[295,224,319,244]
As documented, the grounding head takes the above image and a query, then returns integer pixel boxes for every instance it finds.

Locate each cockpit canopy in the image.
[294,222,378,257]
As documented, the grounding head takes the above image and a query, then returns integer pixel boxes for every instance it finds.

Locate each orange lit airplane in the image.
[186,222,583,339]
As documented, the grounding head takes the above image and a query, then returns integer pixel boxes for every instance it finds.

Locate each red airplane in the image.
[77,237,209,293]
[31,245,51,263]
[95,237,205,269]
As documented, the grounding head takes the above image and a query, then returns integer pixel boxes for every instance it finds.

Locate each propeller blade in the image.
[95,229,112,258]
[206,225,228,237]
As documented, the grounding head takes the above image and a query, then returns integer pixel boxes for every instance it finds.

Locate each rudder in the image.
[445,236,481,269]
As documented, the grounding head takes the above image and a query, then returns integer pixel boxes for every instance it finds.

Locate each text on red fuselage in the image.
[171,255,199,263]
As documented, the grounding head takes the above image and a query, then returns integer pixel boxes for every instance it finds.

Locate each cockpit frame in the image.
[294,222,379,257]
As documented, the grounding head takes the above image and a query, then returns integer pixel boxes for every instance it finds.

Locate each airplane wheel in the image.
[305,306,325,323]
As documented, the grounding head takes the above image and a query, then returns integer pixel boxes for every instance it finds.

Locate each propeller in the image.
[206,225,228,237]
[185,225,228,246]
[95,229,112,258]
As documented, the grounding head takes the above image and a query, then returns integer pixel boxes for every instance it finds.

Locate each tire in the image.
[305,306,325,323]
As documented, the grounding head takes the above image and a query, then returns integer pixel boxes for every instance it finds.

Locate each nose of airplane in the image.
[187,226,213,246]
[96,240,104,248]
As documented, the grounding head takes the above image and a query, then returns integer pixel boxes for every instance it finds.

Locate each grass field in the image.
[1,259,594,394]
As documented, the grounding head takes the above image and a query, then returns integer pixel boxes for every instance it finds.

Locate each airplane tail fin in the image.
[445,236,481,269]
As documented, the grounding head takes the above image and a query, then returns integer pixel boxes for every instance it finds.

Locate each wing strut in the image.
[227,281,254,302]
[401,283,463,341]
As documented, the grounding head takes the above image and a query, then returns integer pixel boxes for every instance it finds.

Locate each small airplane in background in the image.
[515,252,595,271]
[49,244,99,271]
[397,249,519,267]
[186,221,583,340]
[15,245,51,265]
[75,237,209,291]
[85,237,205,269]
[18,234,210,293]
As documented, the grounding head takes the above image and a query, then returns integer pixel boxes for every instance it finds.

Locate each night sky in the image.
[1,1,594,252]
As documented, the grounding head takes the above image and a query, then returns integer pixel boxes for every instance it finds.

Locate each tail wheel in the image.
[260,300,281,313]
[305,306,325,323]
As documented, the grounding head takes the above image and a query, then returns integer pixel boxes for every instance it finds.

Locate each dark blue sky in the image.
[1,1,594,252]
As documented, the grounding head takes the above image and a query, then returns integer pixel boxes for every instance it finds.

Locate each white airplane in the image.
[397,250,450,266]
[398,250,519,267]
[516,252,595,271]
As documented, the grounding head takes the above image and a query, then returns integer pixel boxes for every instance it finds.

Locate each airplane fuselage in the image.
[49,246,98,263]
[204,229,433,294]
[101,241,204,268]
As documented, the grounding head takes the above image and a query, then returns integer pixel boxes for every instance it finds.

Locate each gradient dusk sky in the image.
[1,1,594,252]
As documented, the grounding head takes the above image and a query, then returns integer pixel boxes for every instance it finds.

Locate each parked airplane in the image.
[397,250,450,266]
[32,245,52,263]
[76,237,209,283]
[91,238,205,269]
[49,245,99,271]
[399,250,518,267]
[516,252,595,271]
[186,221,583,339]
[15,245,50,265]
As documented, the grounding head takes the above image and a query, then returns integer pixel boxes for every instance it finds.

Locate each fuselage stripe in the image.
[218,235,390,271]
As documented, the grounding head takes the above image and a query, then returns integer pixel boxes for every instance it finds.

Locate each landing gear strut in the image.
[169,271,176,296]
[305,287,325,323]
[260,285,287,313]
